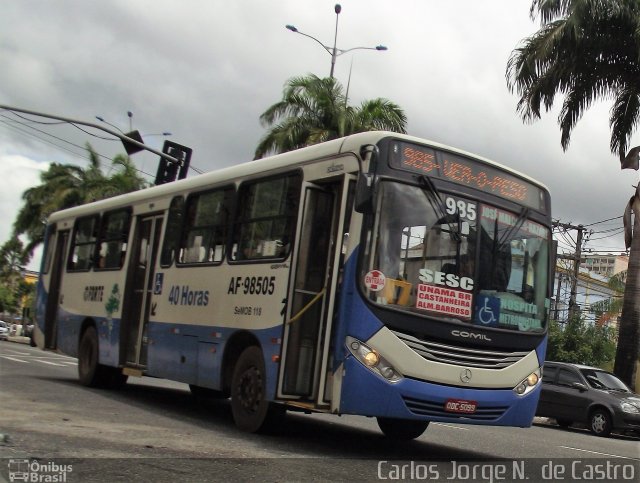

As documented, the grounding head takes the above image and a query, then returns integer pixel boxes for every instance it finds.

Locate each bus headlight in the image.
[513,368,541,396]
[346,336,402,383]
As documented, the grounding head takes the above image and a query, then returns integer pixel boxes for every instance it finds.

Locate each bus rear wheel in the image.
[78,326,127,388]
[377,417,429,440]
[230,346,283,432]
[78,326,101,386]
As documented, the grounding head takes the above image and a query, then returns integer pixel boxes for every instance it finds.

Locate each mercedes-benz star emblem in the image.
[460,369,472,383]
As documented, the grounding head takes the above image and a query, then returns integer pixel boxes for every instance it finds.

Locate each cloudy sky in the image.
[1,0,638,270]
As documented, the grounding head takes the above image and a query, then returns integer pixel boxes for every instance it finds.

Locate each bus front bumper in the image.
[338,355,541,427]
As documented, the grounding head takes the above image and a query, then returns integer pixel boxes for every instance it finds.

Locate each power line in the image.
[2,110,205,176]
[0,116,156,179]
[583,215,623,227]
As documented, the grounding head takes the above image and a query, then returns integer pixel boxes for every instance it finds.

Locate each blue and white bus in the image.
[34,131,552,439]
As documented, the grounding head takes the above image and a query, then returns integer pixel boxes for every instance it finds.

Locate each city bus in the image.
[34,131,552,439]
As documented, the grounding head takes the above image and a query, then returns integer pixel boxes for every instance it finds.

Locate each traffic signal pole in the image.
[0,104,181,166]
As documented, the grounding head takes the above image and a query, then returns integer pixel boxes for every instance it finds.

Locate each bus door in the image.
[121,214,163,368]
[44,229,69,349]
[279,175,352,405]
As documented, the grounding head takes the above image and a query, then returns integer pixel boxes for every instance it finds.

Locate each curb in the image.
[6,336,31,344]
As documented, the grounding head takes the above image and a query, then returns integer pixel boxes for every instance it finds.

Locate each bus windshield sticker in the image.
[474,294,500,327]
[480,206,549,239]
[418,268,474,291]
[154,273,164,294]
[416,283,472,319]
[474,294,542,331]
[364,270,386,292]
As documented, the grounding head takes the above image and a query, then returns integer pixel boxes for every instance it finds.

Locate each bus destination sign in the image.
[389,141,545,211]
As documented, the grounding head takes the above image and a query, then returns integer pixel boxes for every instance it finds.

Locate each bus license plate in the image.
[444,399,477,414]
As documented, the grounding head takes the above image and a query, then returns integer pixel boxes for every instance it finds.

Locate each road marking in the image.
[33,355,76,362]
[35,360,68,367]
[433,423,470,431]
[0,355,28,363]
[559,446,640,461]
[1,352,77,366]
[4,350,30,356]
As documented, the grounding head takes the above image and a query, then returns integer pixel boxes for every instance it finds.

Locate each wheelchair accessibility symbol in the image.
[475,295,500,327]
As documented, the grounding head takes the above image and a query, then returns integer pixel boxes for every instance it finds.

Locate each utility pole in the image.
[554,221,587,321]
[554,273,563,320]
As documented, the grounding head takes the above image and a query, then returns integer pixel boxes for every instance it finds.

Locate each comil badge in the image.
[364,270,386,292]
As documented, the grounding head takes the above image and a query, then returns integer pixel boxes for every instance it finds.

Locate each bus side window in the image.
[160,196,185,267]
[42,225,57,275]
[232,173,300,262]
[67,215,99,271]
[178,187,233,265]
[96,209,131,270]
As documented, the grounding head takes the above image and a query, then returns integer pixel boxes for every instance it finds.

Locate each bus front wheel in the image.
[377,417,429,440]
[230,346,283,432]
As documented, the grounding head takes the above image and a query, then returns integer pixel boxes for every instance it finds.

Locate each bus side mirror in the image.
[355,173,375,213]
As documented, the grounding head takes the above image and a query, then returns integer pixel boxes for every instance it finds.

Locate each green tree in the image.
[590,271,625,321]
[0,238,29,315]
[13,144,148,257]
[255,74,407,158]
[507,0,640,389]
[547,318,617,367]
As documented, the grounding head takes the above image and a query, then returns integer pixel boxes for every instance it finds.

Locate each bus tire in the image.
[377,417,429,440]
[78,326,102,387]
[230,346,282,433]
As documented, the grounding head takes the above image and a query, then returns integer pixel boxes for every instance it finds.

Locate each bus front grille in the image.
[403,395,507,421]
[390,329,530,369]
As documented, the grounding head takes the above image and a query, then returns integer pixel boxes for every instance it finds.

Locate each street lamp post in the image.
[330,4,341,79]
[286,3,387,79]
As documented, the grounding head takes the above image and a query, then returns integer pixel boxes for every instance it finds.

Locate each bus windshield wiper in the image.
[498,206,529,250]
[418,175,461,242]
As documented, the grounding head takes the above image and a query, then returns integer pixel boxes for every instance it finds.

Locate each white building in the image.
[551,265,622,330]
[580,253,628,279]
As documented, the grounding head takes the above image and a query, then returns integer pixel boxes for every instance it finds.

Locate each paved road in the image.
[1,341,638,482]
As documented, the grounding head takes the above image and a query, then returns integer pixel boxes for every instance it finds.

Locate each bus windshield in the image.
[364,180,550,333]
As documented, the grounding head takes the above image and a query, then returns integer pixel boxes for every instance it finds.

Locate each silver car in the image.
[0,320,9,341]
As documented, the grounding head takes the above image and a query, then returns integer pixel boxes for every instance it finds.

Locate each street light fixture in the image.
[143,132,172,137]
[95,116,125,134]
[286,3,387,78]
[97,116,171,138]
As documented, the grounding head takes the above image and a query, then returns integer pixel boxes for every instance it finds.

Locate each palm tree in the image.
[507,0,640,389]
[254,74,407,158]
[13,144,148,257]
[0,238,30,315]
